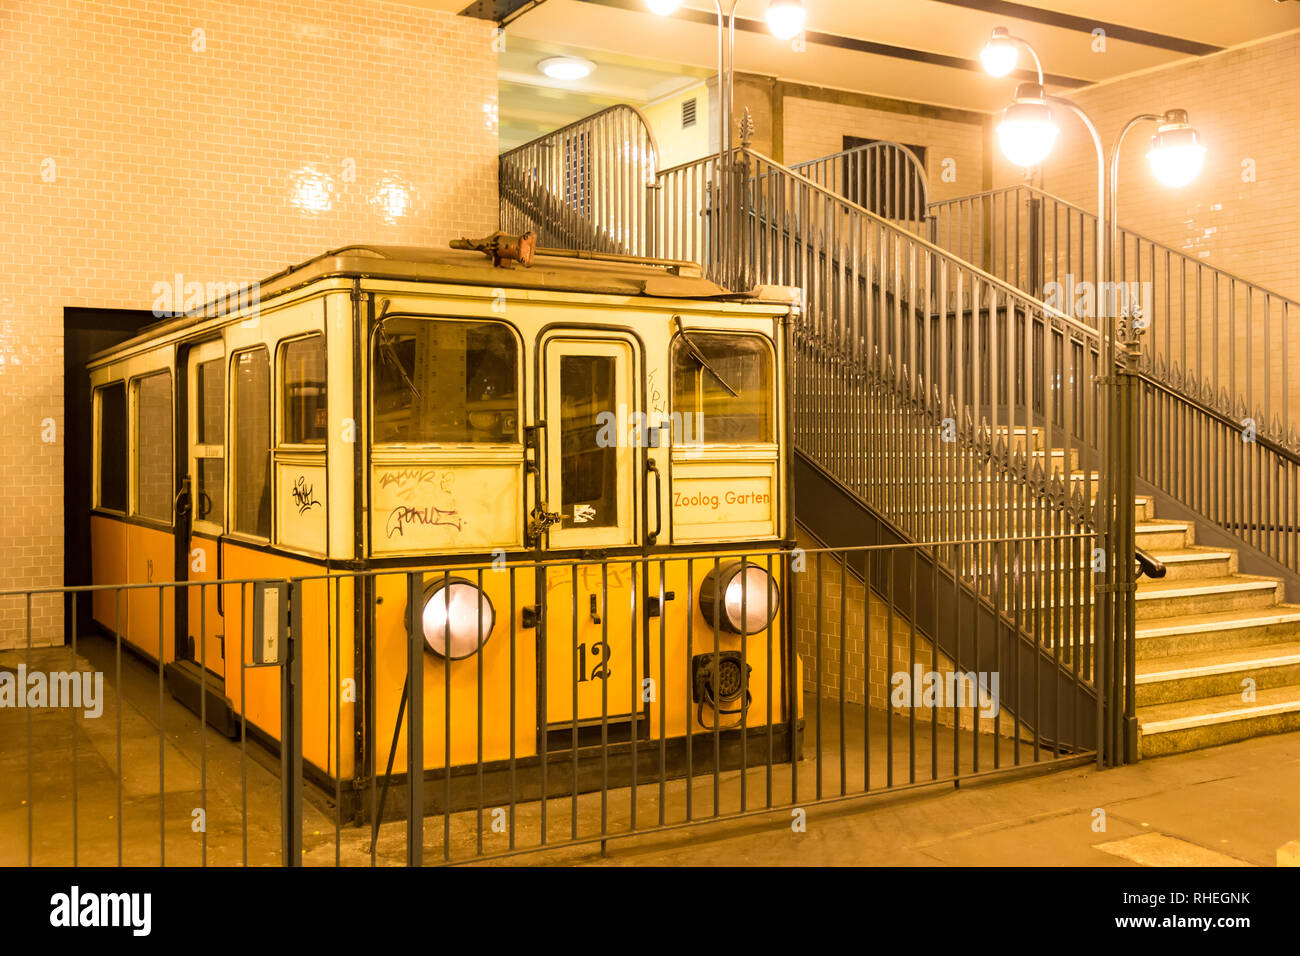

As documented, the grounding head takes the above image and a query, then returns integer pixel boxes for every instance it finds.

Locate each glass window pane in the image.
[559,354,616,529]
[196,358,224,444]
[196,457,224,525]
[233,348,271,537]
[134,372,173,522]
[282,336,327,444]
[98,383,127,512]
[672,333,773,444]
[373,318,519,444]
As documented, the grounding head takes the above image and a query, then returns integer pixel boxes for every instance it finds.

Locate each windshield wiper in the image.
[674,316,738,397]
[375,300,423,400]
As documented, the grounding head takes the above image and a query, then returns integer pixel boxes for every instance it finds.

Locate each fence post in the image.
[406,572,424,866]
[1117,333,1143,762]
[282,581,303,866]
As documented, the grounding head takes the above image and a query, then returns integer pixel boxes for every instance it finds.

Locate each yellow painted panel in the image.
[371,463,523,554]
[186,536,224,679]
[220,544,354,779]
[373,566,537,774]
[542,561,639,727]
[671,465,778,542]
[125,524,177,664]
[90,515,128,632]
[276,460,327,555]
[642,555,787,739]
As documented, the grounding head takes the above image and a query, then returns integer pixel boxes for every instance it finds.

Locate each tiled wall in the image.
[0,0,499,647]
[988,30,1300,428]
[782,96,987,204]
[995,32,1300,302]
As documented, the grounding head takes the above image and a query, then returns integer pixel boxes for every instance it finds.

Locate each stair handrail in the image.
[499,104,660,258]
[927,182,1298,442]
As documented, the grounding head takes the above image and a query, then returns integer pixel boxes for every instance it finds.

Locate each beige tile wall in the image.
[989,31,1300,423]
[0,0,499,647]
[996,31,1300,302]
[782,96,987,204]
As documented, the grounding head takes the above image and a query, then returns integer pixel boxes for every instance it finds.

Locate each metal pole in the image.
[282,582,303,866]
[1108,114,1162,763]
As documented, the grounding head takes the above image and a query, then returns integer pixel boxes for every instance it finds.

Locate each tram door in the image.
[539,333,643,742]
[182,341,226,678]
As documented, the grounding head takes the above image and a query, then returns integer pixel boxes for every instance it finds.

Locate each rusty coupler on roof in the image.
[450,230,537,268]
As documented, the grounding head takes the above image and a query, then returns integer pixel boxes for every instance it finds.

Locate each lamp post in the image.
[647,0,806,287]
[645,0,806,153]
[980,27,1206,767]
[1105,109,1205,761]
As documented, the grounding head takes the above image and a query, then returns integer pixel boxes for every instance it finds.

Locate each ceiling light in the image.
[538,56,596,81]
[980,26,1018,77]
[645,0,681,13]
[766,0,805,40]
[996,84,1058,168]
[1147,110,1206,188]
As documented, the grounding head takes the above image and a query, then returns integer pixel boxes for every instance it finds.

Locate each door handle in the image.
[589,594,601,624]
[645,458,663,544]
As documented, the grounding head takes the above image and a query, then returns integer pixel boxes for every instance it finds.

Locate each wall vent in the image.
[681,97,697,129]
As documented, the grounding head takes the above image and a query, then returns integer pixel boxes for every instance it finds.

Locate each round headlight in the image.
[420,578,495,659]
[699,562,780,634]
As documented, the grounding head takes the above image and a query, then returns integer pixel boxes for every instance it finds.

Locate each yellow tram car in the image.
[86,239,801,816]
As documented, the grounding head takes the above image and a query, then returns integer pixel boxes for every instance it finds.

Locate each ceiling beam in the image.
[575,0,1090,87]
[927,1,1223,56]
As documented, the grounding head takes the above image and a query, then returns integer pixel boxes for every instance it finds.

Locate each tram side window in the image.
[372,318,519,444]
[133,371,173,523]
[282,335,327,444]
[232,348,271,538]
[671,332,773,444]
[96,382,127,512]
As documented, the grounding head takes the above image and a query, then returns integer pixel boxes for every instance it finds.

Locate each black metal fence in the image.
[3,533,1099,867]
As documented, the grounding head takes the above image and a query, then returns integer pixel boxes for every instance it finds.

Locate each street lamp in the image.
[1146,110,1207,187]
[995,84,1058,168]
[765,0,806,39]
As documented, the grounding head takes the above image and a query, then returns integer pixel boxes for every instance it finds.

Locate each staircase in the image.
[985,424,1300,756]
[498,111,1300,761]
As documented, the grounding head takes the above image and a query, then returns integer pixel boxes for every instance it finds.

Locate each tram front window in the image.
[672,332,773,444]
[559,354,617,529]
[372,318,519,444]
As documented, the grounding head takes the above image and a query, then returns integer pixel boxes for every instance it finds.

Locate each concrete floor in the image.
[3,632,1297,867]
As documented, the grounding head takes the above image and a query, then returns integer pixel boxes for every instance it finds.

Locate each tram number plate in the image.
[576,640,611,682]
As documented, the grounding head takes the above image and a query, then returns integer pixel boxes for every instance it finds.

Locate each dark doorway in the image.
[841,135,928,221]
[63,308,156,636]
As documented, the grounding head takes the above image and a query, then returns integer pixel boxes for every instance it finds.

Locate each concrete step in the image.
[1138,684,1300,757]
[1135,520,1194,551]
[1140,547,1237,581]
[1134,575,1281,620]
[1134,607,1300,659]
[1134,641,1300,706]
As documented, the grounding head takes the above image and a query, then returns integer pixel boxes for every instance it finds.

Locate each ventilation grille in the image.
[681,97,697,129]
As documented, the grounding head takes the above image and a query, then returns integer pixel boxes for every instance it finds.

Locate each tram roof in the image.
[97,244,799,360]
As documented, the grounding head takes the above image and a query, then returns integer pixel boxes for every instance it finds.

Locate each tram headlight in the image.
[698,562,780,634]
[419,578,495,659]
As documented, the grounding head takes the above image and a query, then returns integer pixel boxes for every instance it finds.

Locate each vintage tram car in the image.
[87,239,802,816]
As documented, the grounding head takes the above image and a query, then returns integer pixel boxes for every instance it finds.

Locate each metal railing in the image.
[928,184,1299,439]
[498,104,659,257]
[6,535,1096,866]
[788,140,932,239]
[653,147,1132,763]
[1138,372,1300,575]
